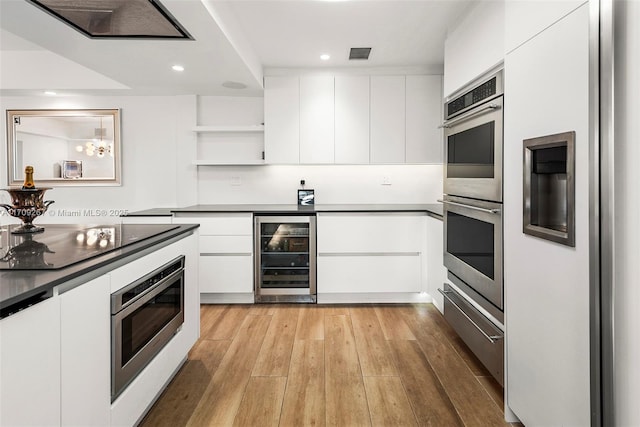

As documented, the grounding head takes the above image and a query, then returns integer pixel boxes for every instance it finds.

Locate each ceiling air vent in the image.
[349,47,371,60]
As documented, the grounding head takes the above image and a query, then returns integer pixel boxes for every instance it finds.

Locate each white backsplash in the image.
[197,164,443,205]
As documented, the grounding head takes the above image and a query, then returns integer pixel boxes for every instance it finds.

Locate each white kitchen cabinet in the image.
[264,76,300,164]
[425,214,445,313]
[503,4,590,426]
[319,255,421,293]
[193,125,265,165]
[443,0,504,97]
[173,213,253,297]
[370,76,406,163]
[406,75,443,164]
[505,0,586,54]
[0,297,61,426]
[317,213,425,297]
[300,75,335,164]
[60,275,111,426]
[335,75,370,164]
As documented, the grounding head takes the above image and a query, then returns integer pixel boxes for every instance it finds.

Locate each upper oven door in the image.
[444,96,503,202]
[443,195,503,309]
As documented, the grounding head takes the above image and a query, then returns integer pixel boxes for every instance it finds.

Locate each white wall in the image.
[1,96,181,225]
[614,1,640,424]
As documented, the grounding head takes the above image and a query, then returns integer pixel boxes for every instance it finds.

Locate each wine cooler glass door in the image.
[255,216,316,302]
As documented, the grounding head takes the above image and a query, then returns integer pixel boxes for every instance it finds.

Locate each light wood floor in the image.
[141,304,521,427]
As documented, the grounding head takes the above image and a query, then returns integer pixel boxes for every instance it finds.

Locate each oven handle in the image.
[439,103,501,129]
[437,199,501,214]
[437,288,503,343]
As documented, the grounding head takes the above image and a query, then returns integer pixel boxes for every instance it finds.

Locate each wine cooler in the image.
[254,215,316,303]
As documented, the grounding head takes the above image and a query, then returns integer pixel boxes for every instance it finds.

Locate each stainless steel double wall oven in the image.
[440,69,505,385]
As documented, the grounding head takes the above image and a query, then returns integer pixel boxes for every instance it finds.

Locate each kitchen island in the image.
[0,223,200,426]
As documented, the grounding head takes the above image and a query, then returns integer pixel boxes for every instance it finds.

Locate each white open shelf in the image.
[192,124,265,165]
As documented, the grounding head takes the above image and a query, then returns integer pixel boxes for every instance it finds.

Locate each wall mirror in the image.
[6,109,121,186]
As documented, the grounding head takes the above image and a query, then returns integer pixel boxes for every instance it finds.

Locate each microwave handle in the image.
[437,199,501,215]
[439,103,501,129]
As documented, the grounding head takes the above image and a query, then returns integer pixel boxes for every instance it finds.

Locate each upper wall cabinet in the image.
[300,75,335,164]
[443,1,505,97]
[370,76,406,164]
[335,75,370,164]
[264,74,442,165]
[505,0,586,53]
[264,76,300,163]
[406,75,443,164]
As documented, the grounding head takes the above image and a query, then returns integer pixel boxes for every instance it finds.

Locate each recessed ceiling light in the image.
[44,91,57,95]
[172,65,184,72]
[320,54,330,61]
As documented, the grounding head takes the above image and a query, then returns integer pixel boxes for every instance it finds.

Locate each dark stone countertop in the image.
[0,223,198,318]
[126,203,443,218]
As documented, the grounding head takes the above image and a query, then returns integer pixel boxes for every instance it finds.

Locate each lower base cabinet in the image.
[425,215,446,313]
[318,255,421,293]
[0,297,61,427]
[60,276,111,426]
[317,212,426,299]
[199,255,253,293]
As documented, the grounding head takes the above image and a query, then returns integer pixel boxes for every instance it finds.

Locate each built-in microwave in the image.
[111,256,185,401]
[443,70,504,203]
[442,195,503,311]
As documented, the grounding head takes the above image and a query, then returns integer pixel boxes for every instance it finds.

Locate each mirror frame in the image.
[6,109,122,186]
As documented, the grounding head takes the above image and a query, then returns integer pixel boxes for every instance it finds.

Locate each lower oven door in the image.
[442,195,503,309]
[111,269,184,400]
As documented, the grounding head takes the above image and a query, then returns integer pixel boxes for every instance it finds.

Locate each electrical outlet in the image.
[231,176,242,186]
[382,176,391,186]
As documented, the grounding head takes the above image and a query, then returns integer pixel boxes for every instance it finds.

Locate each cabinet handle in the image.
[437,288,503,344]
[437,199,500,215]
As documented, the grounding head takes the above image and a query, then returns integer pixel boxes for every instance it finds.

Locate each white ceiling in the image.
[0,0,472,97]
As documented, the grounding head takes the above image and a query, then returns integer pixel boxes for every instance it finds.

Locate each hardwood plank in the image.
[411,304,490,376]
[325,315,361,377]
[187,314,272,426]
[321,304,351,316]
[295,306,325,340]
[198,304,227,338]
[349,307,397,376]
[325,315,370,426]
[400,305,509,427]
[374,305,416,340]
[140,340,231,427]
[232,377,286,427]
[201,305,252,340]
[249,304,277,315]
[252,306,299,376]
[477,375,504,410]
[326,375,371,427]
[388,339,464,427]
[363,376,418,427]
[280,340,325,426]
